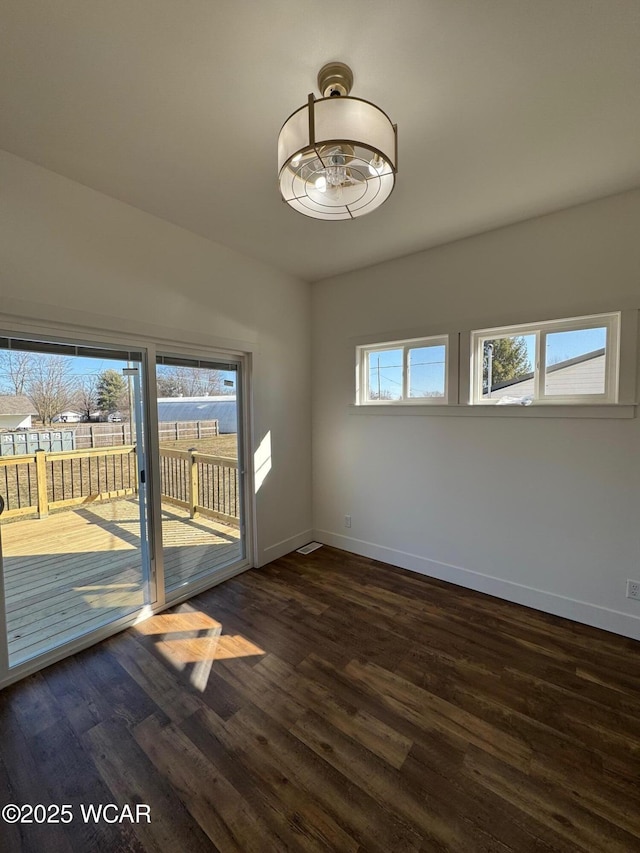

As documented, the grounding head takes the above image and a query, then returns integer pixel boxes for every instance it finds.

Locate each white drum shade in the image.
[278,95,397,220]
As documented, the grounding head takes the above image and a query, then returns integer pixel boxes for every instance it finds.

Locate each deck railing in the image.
[0,446,239,526]
[159,448,239,527]
[0,447,138,519]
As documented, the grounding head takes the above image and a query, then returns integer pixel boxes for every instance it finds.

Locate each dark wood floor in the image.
[1,546,640,852]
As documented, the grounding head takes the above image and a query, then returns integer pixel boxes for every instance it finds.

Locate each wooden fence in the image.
[72,420,219,449]
[0,446,239,527]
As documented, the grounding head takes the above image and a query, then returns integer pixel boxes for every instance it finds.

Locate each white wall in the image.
[312,189,640,640]
[0,150,313,565]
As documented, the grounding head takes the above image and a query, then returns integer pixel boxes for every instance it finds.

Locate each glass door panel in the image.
[156,354,245,595]
[0,337,153,668]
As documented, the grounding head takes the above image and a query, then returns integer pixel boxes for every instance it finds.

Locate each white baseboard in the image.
[314,529,640,642]
[259,529,315,567]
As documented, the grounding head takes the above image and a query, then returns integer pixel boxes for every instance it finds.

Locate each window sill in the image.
[350,404,636,419]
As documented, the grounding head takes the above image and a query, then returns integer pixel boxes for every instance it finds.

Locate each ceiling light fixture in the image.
[277,62,397,220]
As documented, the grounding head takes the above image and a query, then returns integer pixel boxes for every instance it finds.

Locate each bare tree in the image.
[0,350,35,395]
[28,355,75,424]
[73,375,99,420]
[156,370,182,397]
[156,366,227,397]
[368,388,394,400]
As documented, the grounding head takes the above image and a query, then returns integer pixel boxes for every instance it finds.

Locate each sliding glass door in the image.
[0,335,250,681]
[155,354,245,596]
[0,336,153,668]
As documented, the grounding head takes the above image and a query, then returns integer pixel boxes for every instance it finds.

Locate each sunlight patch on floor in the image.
[133,610,222,635]
[160,634,265,663]
[135,607,265,692]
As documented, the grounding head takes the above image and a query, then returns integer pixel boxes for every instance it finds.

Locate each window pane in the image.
[544,327,606,396]
[482,334,535,401]
[155,358,244,594]
[408,345,445,398]
[367,348,403,400]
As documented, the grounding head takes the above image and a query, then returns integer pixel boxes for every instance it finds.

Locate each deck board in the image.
[1,498,242,666]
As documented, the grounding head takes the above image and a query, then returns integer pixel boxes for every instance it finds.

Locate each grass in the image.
[0,434,239,520]
[159,434,238,458]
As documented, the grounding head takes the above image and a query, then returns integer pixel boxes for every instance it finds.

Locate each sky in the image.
[0,351,236,386]
[367,345,446,398]
[367,326,608,399]
[536,326,606,366]
[4,327,608,403]
[506,326,607,371]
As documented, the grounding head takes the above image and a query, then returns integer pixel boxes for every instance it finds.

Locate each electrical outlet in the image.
[344,515,351,528]
[626,579,640,600]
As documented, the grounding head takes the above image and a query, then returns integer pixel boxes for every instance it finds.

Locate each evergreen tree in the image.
[484,337,531,392]
[97,369,127,413]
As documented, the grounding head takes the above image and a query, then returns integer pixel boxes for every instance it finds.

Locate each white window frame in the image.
[357,335,450,405]
[470,312,620,405]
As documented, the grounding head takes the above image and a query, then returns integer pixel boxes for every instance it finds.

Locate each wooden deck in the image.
[1,498,242,667]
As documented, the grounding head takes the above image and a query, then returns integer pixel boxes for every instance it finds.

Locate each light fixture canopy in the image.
[278,62,397,220]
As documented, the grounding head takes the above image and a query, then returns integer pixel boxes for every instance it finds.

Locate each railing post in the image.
[188,448,198,518]
[35,449,48,518]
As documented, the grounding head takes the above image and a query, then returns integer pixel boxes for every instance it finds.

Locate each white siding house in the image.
[52,411,83,423]
[489,350,605,401]
[0,395,37,430]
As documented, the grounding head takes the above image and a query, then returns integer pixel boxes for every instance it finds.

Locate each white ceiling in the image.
[1,1,639,282]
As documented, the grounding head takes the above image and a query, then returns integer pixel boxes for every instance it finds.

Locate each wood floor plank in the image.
[18,709,146,852]
[0,756,26,853]
[2,544,640,852]
[180,705,357,853]
[344,659,533,772]
[82,718,215,853]
[404,742,570,853]
[133,712,278,853]
[104,632,206,725]
[0,696,76,853]
[226,703,423,853]
[256,653,414,769]
[289,708,464,852]
[465,747,640,853]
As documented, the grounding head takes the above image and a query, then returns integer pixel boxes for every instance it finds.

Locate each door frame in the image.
[0,321,254,689]
[146,344,254,607]
[0,497,9,674]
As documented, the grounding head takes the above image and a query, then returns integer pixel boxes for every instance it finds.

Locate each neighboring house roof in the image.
[490,349,605,399]
[156,396,237,433]
[0,394,37,416]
